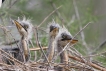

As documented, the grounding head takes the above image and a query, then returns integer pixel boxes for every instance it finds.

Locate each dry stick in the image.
[1,54,23,69]
[0,24,20,49]
[68,49,89,70]
[69,47,87,64]
[33,27,43,61]
[34,27,52,68]
[8,0,18,9]
[92,39,106,54]
[30,47,47,51]
[37,5,62,28]
[39,61,93,71]
[0,18,9,43]
[0,49,47,71]
[73,0,90,55]
[29,40,37,61]
[70,64,93,71]
[33,27,39,48]
[0,48,26,66]
[86,51,106,58]
[68,55,106,71]
[30,47,106,70]
[0,24,21,58]
[50,1,65,26]
[53,22,91,61]
[61,62,93,71]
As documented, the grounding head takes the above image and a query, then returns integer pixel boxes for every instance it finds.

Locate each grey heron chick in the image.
[1,17,33,64]
[55,27,78,71]
[44,21,60,62]
[13,17,33,62]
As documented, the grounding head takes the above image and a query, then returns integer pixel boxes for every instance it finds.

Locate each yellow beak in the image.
[70,39,78,44]
[13,20,23,31]
[13,20,27,36]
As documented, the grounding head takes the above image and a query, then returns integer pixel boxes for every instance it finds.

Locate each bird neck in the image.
[57,41,68,64]
[48,35,55,44]
[46,35,55,62]
[21,36,30,62]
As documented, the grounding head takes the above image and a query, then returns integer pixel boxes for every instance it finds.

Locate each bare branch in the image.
[50,1,66,26]
[37,5,62,28]
[34,27,52,68]
[73,0,90,56]
[30,47,47,51]
[68,54,106,71]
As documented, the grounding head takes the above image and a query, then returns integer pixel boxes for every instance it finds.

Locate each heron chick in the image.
[44,20,60,62]
[55,27,78,71]
[12,17,33,62]
[1,17,33,64]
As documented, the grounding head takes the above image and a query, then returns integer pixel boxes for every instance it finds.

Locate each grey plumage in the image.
[44,20,60,62]
[1,17,33,64]
[55,27,78,71]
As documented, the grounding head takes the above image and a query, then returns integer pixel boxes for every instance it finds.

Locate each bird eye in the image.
[21,24,29,32]
[23,24,29,30]
[62,34,66,39]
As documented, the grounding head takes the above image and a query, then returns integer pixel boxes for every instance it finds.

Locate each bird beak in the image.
[70,39,78,44]
[13,20,27,36]
[13,20,23,31]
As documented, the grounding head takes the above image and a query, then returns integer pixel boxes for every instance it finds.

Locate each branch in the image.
[50,1,66,26]
[92,39,106,54]
[30,47,47,51]
[68,54,106,71]
[37,5,62,28]
[73,0,90,55]
[34,27,52,68]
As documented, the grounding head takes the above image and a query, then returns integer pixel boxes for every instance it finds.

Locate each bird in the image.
[1,17,33,64]
[12,17,33,62]
[55,27,78,71]
[44,20,60,62]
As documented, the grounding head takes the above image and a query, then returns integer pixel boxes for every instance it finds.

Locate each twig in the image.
[29,39,37,61]
[50,1,65,26]
[30,47,47,51]
[73,0,90,55]
[68,54,106,71]
[68,48,87,64]
[34,27,52,68]
[0,48,27,67]
[37,5,62,28]
[0,24,20,49]
[0,50,46,70]
[86,51,106,58]
[92,39,106,54]
[8,0,18,9]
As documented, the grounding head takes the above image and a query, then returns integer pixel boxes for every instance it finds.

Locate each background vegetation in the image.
[0,0,106,67]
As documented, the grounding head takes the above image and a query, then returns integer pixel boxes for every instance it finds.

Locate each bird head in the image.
[48,20,60,38]
[56,27,78,47]
[12,17,33,39]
